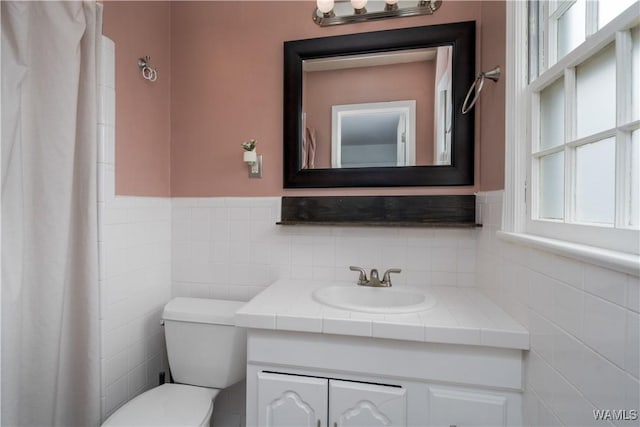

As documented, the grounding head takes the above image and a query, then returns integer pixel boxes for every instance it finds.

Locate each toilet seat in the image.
[102,383,220,427]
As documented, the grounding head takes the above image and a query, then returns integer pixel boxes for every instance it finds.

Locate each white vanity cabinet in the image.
[257,372,407,427]
[246,330,524,427]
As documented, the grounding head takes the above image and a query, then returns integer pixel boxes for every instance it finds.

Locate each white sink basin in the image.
[312,285,437,314]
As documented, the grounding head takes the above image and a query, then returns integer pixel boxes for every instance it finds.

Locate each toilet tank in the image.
[162,297,247,389]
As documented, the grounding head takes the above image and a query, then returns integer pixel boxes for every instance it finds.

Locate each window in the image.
[523,0,640,254]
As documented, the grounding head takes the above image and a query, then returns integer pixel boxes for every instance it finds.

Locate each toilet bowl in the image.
[102,298,246,427]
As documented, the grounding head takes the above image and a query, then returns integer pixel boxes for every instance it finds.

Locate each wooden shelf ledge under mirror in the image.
[277,195,479,228]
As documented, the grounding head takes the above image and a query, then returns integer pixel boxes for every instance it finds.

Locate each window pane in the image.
[529,0,542,81]
[599,0,637,28]
[630,129,640,228]
[633,26,640,121]
[576,44,616,138]
[540,78,565,150]
[558,0,586,59]
[539,152,565,220]
[575,138,616,224]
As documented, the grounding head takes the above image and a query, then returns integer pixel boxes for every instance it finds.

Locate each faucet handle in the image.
[349,266,368,285]
[382,268,402,286]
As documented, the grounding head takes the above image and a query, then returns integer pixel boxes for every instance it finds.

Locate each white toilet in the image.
[102,297,247,427]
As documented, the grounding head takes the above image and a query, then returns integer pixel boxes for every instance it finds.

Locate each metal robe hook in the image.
[138,56,158,82]
[461,66,501,114]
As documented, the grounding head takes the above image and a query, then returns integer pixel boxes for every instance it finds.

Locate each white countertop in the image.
[235,279,529,350]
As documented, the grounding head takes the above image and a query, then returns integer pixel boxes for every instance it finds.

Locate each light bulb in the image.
[351,0,368,10]
[317,0,334,14]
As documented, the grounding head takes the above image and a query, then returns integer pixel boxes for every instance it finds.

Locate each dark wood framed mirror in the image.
[283,21,475,188]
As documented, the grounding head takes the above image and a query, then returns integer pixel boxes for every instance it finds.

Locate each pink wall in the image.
[103,1,171,196]
[104,1,506,196]
[304,61,435,167]
[479,1,506,191]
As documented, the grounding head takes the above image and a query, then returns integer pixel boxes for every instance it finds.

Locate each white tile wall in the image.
[171,197,479,301]
[477,191,640,427]
[98,36,172,421]
[98,195,171,420]
[172,196,480,427]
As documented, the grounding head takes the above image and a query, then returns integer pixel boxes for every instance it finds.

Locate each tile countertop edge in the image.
[234,280,530,351]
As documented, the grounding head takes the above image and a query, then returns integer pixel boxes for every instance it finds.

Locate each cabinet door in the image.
[257,372,328,427]
[329,379,407,427]
[427,386,508,427]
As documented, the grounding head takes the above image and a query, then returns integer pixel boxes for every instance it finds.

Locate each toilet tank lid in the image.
[163,297,245,325]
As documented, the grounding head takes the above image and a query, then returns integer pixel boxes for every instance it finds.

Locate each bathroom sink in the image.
[312,285,436,314]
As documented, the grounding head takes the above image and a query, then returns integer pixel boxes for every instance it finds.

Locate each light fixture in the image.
[350,0,367,14]
[312,0,442,27]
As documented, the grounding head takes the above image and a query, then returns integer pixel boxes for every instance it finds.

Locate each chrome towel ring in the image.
[138,56,157,82]
[461,66,500,114]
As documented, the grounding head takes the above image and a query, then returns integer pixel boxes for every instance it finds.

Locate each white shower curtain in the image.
[1,1,102,426]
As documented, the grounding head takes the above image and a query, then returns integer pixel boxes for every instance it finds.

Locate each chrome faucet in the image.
[349,266,401,287]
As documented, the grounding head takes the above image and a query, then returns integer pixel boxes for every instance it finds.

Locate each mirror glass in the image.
[283,22,475,188]
[302,46,453,169]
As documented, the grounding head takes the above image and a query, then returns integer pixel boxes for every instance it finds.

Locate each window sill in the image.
[497,231,639,276]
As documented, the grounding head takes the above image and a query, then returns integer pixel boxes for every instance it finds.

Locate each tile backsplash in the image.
[97,182,639,427]
[476,191,639,427]
[169,197,479,427]
[171,197,479,301]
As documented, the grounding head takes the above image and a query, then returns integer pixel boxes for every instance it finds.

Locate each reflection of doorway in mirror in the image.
[331,100,416,168]
[434,46,453,165]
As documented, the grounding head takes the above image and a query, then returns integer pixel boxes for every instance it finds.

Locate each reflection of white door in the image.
[396,115,406,166]
[331,100,416,168]
[257,372,328,427]
[329,380,407,427]
[434,80,452,165]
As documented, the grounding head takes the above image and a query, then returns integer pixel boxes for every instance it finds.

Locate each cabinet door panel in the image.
[257,372,328,427]
[428,386,507,427]
[329,379,407,427]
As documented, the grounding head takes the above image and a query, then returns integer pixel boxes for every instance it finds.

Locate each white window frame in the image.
[502,1,640,274]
